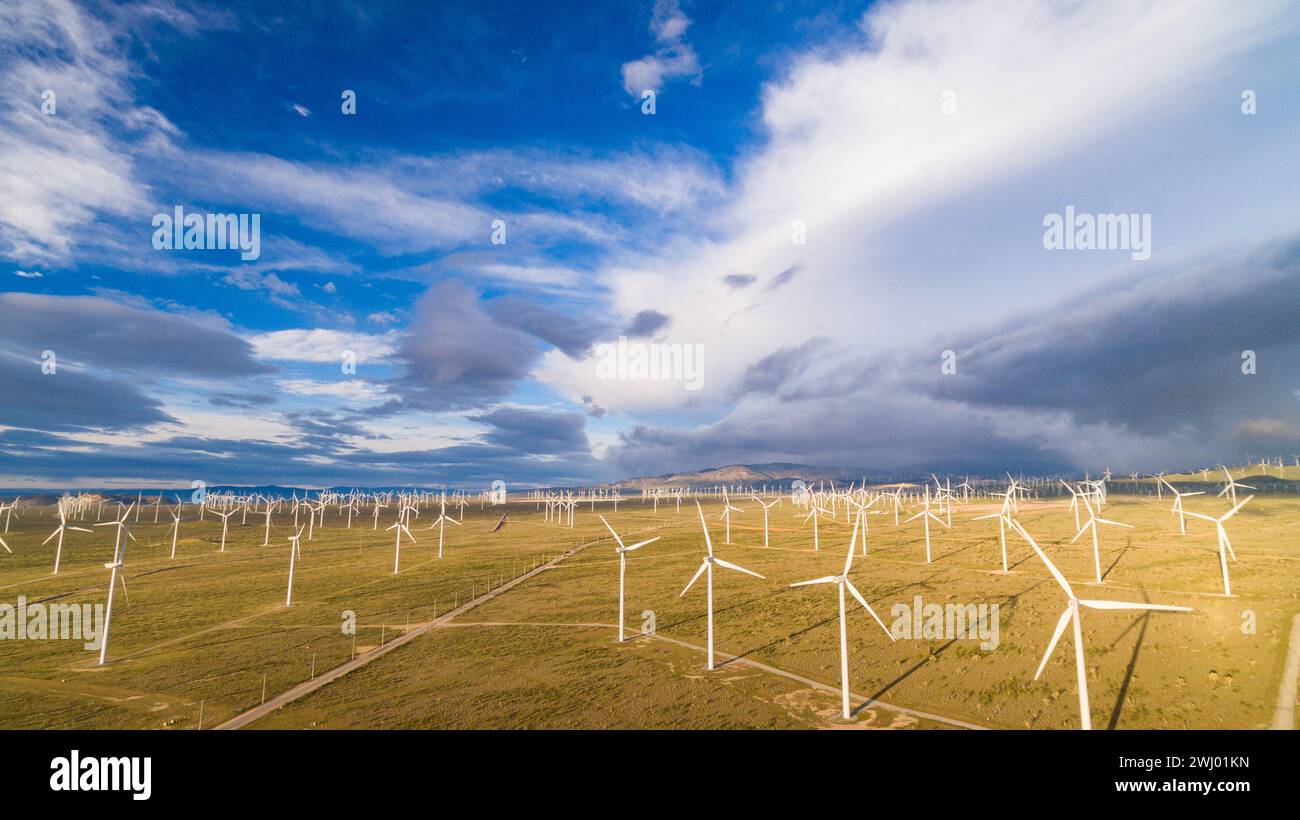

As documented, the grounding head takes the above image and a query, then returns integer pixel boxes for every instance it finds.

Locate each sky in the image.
[1,0,1299,489]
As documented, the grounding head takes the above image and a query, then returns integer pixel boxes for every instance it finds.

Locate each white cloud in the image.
[620,0,702,96]
[246,328,399,363]
[546,0,1297,418]
[14,269,42,278]
[279,378,387,402]
[0,0,179,264]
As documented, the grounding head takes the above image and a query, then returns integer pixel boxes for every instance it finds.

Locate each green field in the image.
[0,490,1296,729]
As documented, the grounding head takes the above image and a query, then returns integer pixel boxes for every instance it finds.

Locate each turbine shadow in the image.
[1106,609,1151,731]
[852,637,959,717]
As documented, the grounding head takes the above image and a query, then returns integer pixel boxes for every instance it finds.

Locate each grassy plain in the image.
[0,490,1296,729]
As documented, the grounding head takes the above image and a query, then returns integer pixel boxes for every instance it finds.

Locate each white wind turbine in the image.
[598,515,661,642]
[1217,467,1254,506]
[789,513,894,719]
[750,495,782,547]
[905,488,949,563]
[1072,494,1133,584]
[285,525,305,606]
[1183,495,1251,596]
[46,504,93,574]
[2,496,20,533]
[168,499,184,558]
[718,489,744,545]
[95,504,136,666]
[972,488,1014,573]
[1061,480,1082,531]
[387,516,415,574]
[212,508,235,552]
[1010,519,1191,730]
[426,494,461,559]
[261,503,275,546]
[1159,478,1204,535]
[802,502,832,551]
[681,502,765,670]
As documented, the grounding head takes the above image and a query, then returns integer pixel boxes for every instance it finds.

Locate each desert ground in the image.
[0,483,1296,730]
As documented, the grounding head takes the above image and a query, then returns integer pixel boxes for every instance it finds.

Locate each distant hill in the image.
[609,463,887,490]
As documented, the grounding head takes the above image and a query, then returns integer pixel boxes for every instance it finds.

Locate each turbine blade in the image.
[1035,607,1074,680]
[1009,519,1075,599]
[845,579,894,641]
[713,557,765,579]
[695,502,714,555]
[624,537,660,552]
[680,560,708,597]
[789,576,836,588]
[1079,599,1192,613]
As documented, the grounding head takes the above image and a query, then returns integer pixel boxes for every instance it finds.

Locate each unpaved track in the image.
[215,526,655,729]
[1272,612,1300,729]
[218,512,988,730]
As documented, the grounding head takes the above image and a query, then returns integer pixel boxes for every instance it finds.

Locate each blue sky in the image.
[2,0,1300,489]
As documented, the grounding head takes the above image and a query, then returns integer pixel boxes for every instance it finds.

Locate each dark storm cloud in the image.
[484,295,608,358]
[733,337,830,398]
[607,238,1300,477]
[0,294,271,376]
[604,390,1072,479]
[382,282,541,413]
[722,274,756,289]
[0,426,600,489]
[766,263,800,290]
[474,408,590,455]
[208,391,277,409]
[915,237,1300,437]
[0,355,173,432]
[624,309,670,337]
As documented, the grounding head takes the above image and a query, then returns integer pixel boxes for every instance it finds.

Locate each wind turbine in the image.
[426,495,461,559]
[1,496,20,533]
[1183,496,1251,596]
[972,489,1014,573]
[905,488,949,563]
[95,504,136,666]
[718,489,743,545]
[387,517,415,574]
[598,515,660,642]
[1061,480,1082,531]
[789,513,894,719]
[681,502,765,670]
[262,503,275,546]
[213,508,235,552]
[1072,494,1133,584]
[285,526,305,606]
[802,503,831,551]
[750,495,782,547]
[1010,519,1191,730]
[1160,478,1204,535]
[168,500,184,558]
[1218,467,1254,507]
[46,504,92,574]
